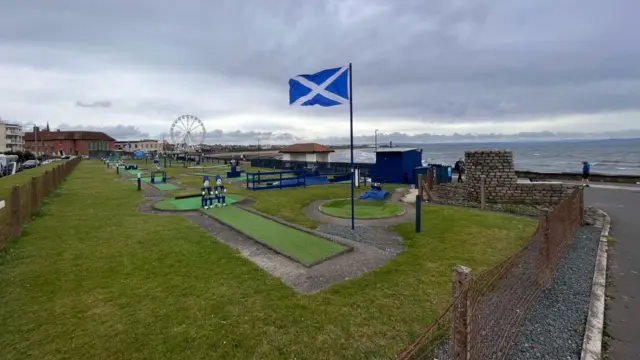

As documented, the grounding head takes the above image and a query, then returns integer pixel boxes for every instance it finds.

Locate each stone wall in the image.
[431,150,575,209]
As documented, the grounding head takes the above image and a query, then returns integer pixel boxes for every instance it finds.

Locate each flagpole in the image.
[349,63,355,231]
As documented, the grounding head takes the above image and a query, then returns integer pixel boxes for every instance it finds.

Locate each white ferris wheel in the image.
[169,114,206,152]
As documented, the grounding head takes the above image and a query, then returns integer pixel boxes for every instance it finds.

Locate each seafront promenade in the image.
[584,183,640,359]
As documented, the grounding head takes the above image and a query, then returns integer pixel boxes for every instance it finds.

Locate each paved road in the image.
[585,184,640,359]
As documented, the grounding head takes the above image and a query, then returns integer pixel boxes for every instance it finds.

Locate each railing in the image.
[250,158,375,174]
[0,158,81,248]
[396,188,584,360]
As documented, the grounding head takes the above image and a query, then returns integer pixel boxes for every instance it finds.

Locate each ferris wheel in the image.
[169,115,206,152]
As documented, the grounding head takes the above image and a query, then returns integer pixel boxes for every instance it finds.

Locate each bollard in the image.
[116,166,119,175]
[164,157,167,168]
[415,194,422,233]
[137,173,141,191]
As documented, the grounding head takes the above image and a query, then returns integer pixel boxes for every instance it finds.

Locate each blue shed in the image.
[370,148,423,184]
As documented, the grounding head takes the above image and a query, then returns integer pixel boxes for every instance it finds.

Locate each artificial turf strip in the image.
[203,206,346,265]
[320,199,404,219]
[153,195,242,210]
[190,172,222,176]
[153,183,181,191]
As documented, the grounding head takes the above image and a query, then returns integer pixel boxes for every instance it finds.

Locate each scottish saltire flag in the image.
[289,66,349,107]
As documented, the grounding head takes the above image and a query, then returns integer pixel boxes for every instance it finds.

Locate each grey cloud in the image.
[2,0,640,124]
[56,123,151,140]
[75,101,112,108]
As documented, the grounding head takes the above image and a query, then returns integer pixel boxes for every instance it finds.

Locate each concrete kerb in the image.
[581,208,611,360]
[317,198,406,220]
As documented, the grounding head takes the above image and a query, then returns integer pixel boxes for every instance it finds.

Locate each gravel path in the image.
[507,226,601,360]
[317,224,404,254]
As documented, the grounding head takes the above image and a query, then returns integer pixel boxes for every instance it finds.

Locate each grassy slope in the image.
[0,160,536,359]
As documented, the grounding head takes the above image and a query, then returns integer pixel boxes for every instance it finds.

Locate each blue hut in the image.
[370,148,423,184]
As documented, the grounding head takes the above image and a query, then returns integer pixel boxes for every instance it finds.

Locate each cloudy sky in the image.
[1,0,640,144]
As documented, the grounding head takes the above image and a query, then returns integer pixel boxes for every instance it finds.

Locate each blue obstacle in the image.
[359,182,388,200]
[150,171,167,184]
[245,170,354,191]
[359,188,387,200]
[226,165,245,179]
[246,170,306,190]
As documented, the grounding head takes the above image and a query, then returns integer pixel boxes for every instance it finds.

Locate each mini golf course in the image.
[203,206,348,266]
[130,175,181,190]
[153,194,243,211]
[319,199,404,219]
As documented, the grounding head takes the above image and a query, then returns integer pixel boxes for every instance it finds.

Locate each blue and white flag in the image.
[289,66,350,107]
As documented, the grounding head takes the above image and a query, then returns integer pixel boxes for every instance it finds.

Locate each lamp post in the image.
[374,129,379,152]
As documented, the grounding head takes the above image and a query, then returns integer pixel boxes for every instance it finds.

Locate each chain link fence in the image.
[396,188,584,360]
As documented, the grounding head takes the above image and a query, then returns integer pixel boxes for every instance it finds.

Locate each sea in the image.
[330,138,640,176]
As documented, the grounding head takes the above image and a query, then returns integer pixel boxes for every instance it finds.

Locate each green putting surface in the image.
[154,194,242,210]
[191,172,221,176]
[126,169,142,175]
[153,183,181,191]
[203,206,346,265]
[320,199,404,219]
[130,176,160,183]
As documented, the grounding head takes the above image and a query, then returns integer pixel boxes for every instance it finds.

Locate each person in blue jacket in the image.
[581,160,591,187]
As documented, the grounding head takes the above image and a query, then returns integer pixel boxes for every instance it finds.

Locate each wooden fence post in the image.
[426,168,434,191]
[31,177,38,215]
[480,176,486,210]
[10,185,21,239]
[452,265,472,360]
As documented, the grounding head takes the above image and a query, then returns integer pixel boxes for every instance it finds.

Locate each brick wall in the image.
[464,150,575,206]
[431,150,575,208]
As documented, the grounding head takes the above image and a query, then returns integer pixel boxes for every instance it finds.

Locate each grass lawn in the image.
[0,162,59,199]
[320,199,405,219]
[0,161,537,359]
[203,205,346,265]
[153,194,243,210]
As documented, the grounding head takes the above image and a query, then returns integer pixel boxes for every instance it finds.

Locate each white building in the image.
[0,121,24,153]
[278,143,334,163]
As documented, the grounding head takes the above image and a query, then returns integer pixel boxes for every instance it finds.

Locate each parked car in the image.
[21,160,39,170]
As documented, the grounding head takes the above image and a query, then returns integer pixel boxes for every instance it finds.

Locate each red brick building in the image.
[24,127,116,156]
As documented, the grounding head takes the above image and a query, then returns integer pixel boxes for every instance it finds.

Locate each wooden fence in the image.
[0,158,81,248]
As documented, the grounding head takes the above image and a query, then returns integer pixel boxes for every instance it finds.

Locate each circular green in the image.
[319,199,404,219]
